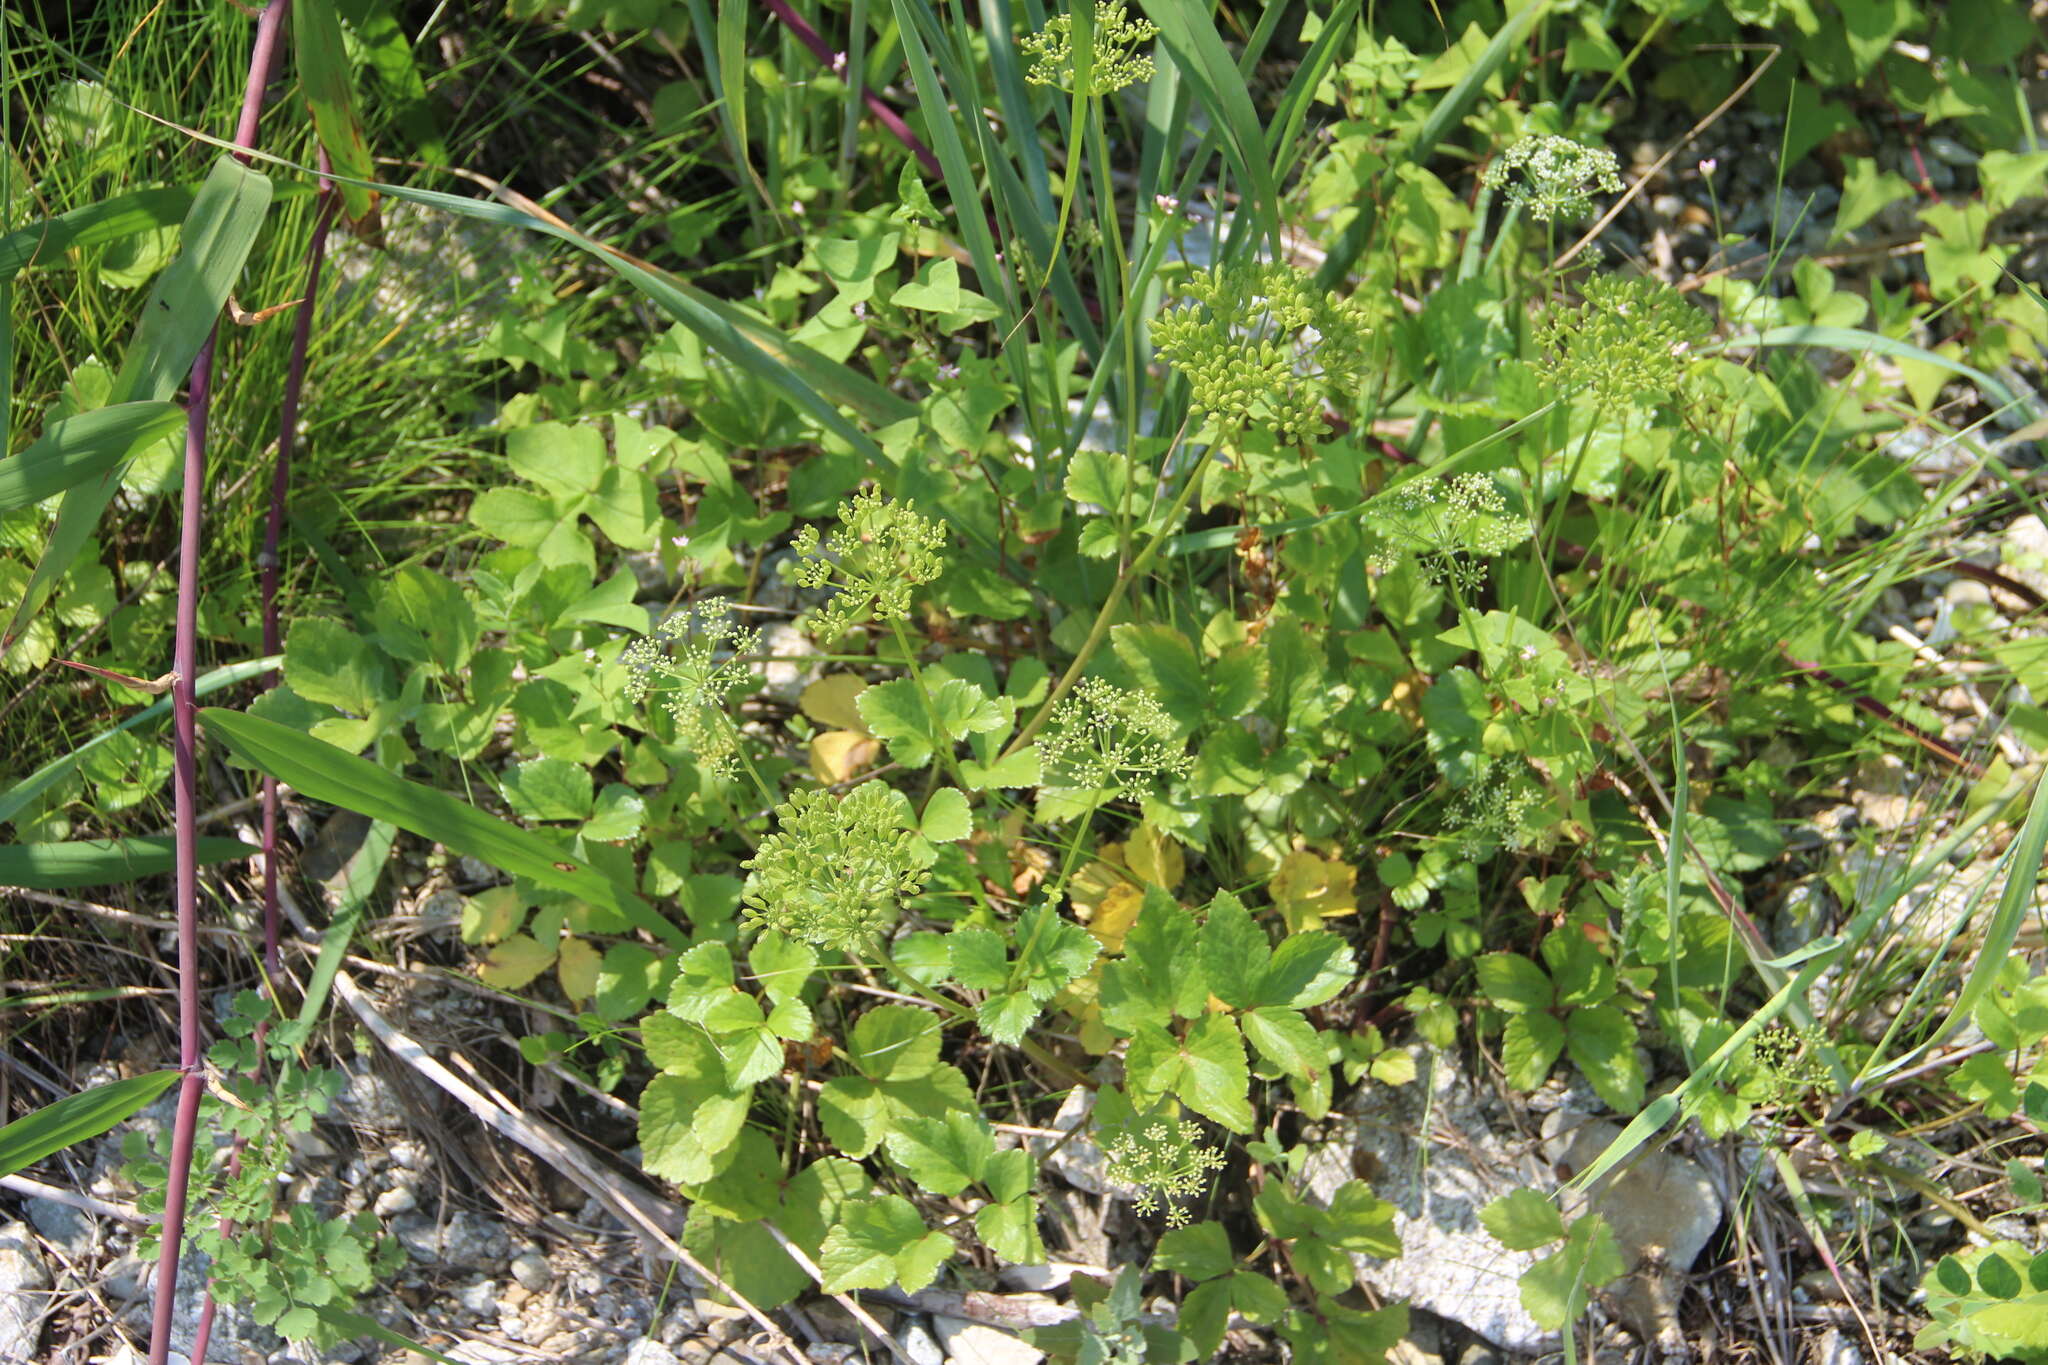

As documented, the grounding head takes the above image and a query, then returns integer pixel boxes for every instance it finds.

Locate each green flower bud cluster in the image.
[1367,472,1528,593]
[1103,1119,1226,1227]
[1481,134,1624,222]
[1450,761,1540,855]
[792,489,948,641]
[1749,1024,1834,1103]
[620,600,761,781]
[1536,274,1710,409]
[1020,1,1159,95]
[741,781,930,952]
[1039,677,1192,795]
[1151,261,1373,444]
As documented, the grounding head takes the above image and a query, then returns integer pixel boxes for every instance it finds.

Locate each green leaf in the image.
[977,991,1040,1046]
[1502,1013,1565,1091]
[892,258,964,312]
[0,402,184,513]
[820,1195,953,1293]
[1480,1189,1565,1251]
[284,617,393,714]
[1564,1005,1644,1114]
[1100,890,1207,1031]
[975,1197,1044,1264]
[371,566,479,673]
[948,927,1010,991]
[500,756,594,822]
[1200,891,1271,1009]
[1112,624,1208,732]
[1474,953,1552,1013]
[198,709,682,947]
[847,1004,943,1081]
[1321,1181,1401,1258]
[1155,1220,1235,1282]
[920,787,972,842]
[1242,1007,1324,1081]
[1013,906,1099,1002]
[856,677,1007,768]
[5,156,271,666]
[0,835,253,889]
[885,1111,994,1196]
[1520,1215,1626,1330]
[639,1019,752,1183]
[1180,1014,1255,1133]
[478,933,554,990]
[470,487,558,547]
[293,0,377,221]
[0,1068,180,1178]
[1259,931,1354,1009]
[0,186,196,283]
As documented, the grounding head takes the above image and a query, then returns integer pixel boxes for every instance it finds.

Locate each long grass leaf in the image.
[0,836,255,889]
[0,1069,181,1179]
[294,0,377,221]
[1133,0,1280,253]
[0,187,197,282]
[197,709,684,949]
[0,402,184,513]
[0,657,278,829]
[1,157,271,665]
[1739,325,2020,412]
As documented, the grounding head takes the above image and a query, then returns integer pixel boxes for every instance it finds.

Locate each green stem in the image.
[1002,428,1214,761]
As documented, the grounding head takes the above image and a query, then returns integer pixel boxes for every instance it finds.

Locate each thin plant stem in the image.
[756,0,943,179]
[150,6,290,1364]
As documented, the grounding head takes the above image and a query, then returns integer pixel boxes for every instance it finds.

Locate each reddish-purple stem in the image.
[150,6,290,1364]
[188,144,335,1365]
[756,0,943,180]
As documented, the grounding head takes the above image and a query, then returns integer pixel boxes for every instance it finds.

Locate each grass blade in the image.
[0,401,184,513]
[0,1069,181,1179]
[0,186,197,282]
[1738,324,2020,412]
[0,836,255,889]
[1,156,271,665]
[1133,0,1280,252]
[293,0,377,222]
[0,656,279,829]
[197,708,685,949]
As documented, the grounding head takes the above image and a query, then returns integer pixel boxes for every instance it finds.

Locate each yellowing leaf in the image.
[461,885,524,945]
[800,674,870,732]
[479,932,555,989]
[1125,821,1184,890]
[1269,850,1358,933]
[557,936,602,1002]
[1087,883,1145,954]
[809,730,880,782]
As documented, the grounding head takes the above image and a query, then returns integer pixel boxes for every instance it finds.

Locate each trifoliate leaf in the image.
[978,991,1040,1046]
[1100,890,1207,1032]
[857,677,1007,768]
[819,1195,953,1293]
[1013,905,1099,1002]
[976,1197,1044,1264]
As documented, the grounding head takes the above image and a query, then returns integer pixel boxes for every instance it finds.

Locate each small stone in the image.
[898,1320,945,1365]
[933,1316,1043,1365]
[626,1341,684,1365]
[458,1279,500,1314]
[808,1346,858,1364]
[757,622,823,705]
[373,1184,417,1216]
[22,1197,93,1260]
[510,1250,553,1292]
[0,1221,53,1365]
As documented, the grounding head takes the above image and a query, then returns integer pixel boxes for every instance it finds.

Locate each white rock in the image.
[373,1184,417,1216]
[1543,1111,1724,1352]
[510,1250,553,1292]
[1032,1090,1113,1197]
[458,1279,500,1315]
[0,1221,53,1364]
[625,1341,683,1365]
[933,1315,1044,1365]
[897,1320,945,1365]
[757,622,823,705]
[1305,1050,1557,1355]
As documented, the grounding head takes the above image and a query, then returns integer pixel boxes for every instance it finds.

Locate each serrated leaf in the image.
[885,1111,994,1196]
[1502,1013,1565,1091]
[1259,930,1354,1010]
[848,1004,942,1081]
[1519,1215,1626,1330]
[1474,953,1552,1013]
[975,1197,1044,1264]
[1111,624,1207,731]
[857,676,1006,768]
[1013,905,1099,1002]
[748,931,817,1007]
[977,991,1040,1045]
[1242,1007,1324,1081]
[1321,1181,1401,1258]
[500,756,594,822]
[948,927,1010,990]
[1480,1188,1564,1251]
[1155,1220,1234,1282]
[920,787,972,841]
[1100,891,1207,1031]
[1564,1005,1644,1114]
[1201,891,1270,1009]
[478,933,554,989]
[1180,1014,1254,1133]
[819,1195,952,1293]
